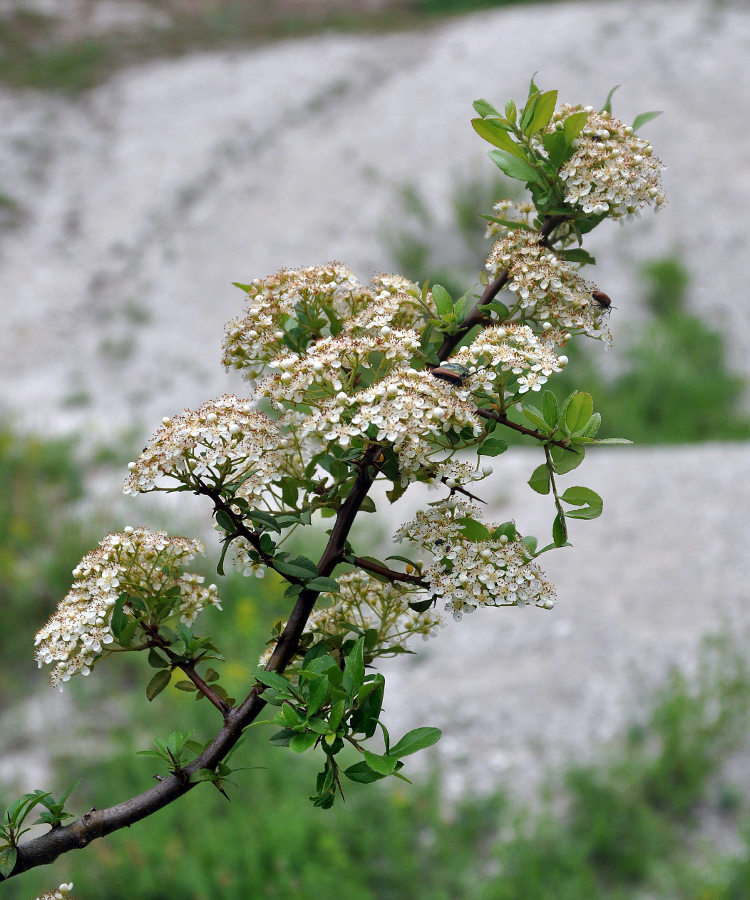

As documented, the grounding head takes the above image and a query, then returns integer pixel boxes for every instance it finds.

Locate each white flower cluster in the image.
[486,230,610,342]
[222,265,432,379]
[34,885,74,900]
[396,500,556,620]
[222,263,366,377]
[551,104,666,216]
[35,528,219,688]
[299,366,482,476]
[259,331,421,405]
[453,323,565,395]
[258,570,442,667]
[484,199,538,240]
[123,395,279,495]
[347,273,432,334]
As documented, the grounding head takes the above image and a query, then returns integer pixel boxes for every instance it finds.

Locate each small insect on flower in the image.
[430,363,470,387]
[591,290,614,310]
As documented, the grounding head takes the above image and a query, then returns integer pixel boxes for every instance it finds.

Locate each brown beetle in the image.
[591,290,614,310]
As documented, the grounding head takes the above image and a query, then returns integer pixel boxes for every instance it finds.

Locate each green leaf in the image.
[432,284,453,316]
[542,129,570,169]
[542,391,558,428]
[477,436,508,457]
[522,404,551,433]
[561,486,603,520]
[600,84,620,115]
[343,761,389,784]
[583,412,601,438]
[306,677,328,716]
[632,110,661,132]
[216,537,231,577]
[328,700,345,732]
[343,637,365,696]
[492,521,517,541]
[565,392,594,434]
[269,728,295,748]
[0,848,17,878]
[473,98,502,118]
[528,72,540,97]
[457,517,492,542]
[488,149,540,185]
[520,91,539,132]
[389,726,442,758]
[232,282,253,292]
[552,512,568,547]
[471,118,526,159]
[254,670,293,693]
[274,559,319,581]
[563,110,589,143]
[174,680,197,693]
[350,676,385,739]
[247,510,282,533]
[306,577,340,593]
[214,509,235,534]
[146,669,171,702]
[480,216,534,237]
[549,444,585,474]
[363,751,399,776]
[290,731,319,753]
[528,464,550,495]
[189,769,218,784]
[147,647,171,669]
[526,90,558,135]
[560,248,596,265]
[408,597,436,614]
[110,594,128,641]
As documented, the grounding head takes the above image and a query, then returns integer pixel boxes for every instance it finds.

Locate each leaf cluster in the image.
[255,636,440,808]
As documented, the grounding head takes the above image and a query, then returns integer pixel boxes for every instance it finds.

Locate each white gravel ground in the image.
[0,0,749,802]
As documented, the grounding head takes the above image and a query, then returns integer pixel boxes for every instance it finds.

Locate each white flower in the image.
[550,104,666,217]
[123,395,278,495]
[35,529,219,688]
[258,570,442,667]
[485,231,611,343]
[396,500,556,619]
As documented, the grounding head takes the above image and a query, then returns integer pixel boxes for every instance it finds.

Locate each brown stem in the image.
[477,407,573,451]
[5,446,383,882]
[352,556,427,587]
[436,213,570,361]
[144,627,230,716]
[176,660,230,716]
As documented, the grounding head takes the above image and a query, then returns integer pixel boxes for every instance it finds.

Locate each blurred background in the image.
[1,0,750,896]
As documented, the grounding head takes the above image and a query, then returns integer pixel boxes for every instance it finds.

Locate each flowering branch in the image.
[10,78,665,884]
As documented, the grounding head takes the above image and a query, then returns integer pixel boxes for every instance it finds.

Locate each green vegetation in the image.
[2,428,750,896]
[5,629,750,899]
[0,428,93,687]
[551,258,750,442]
